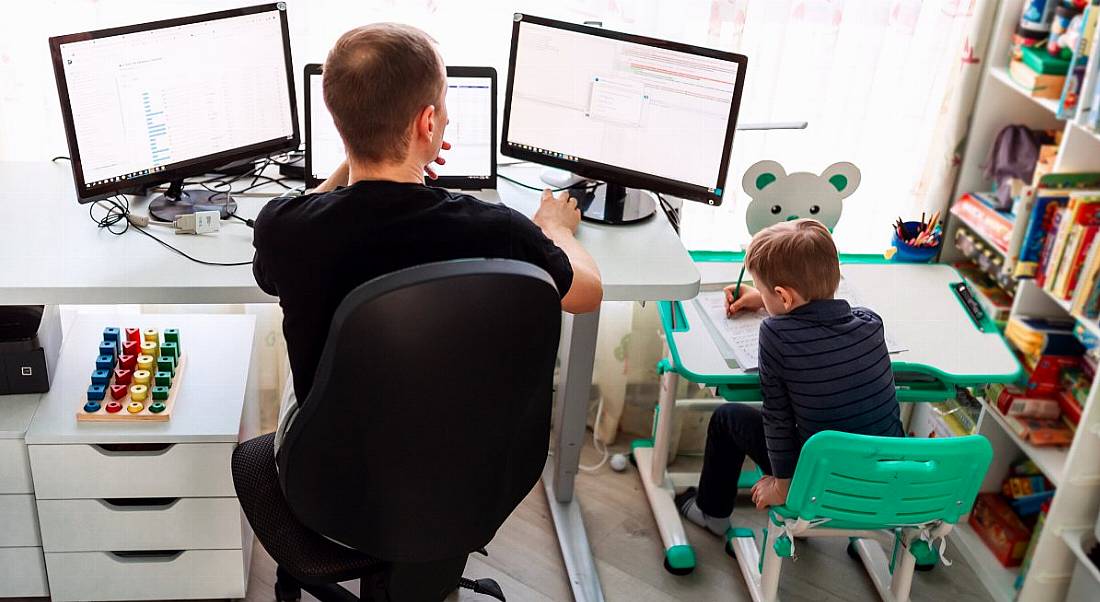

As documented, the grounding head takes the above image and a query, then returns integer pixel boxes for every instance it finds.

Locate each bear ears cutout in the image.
[742,160,861,200]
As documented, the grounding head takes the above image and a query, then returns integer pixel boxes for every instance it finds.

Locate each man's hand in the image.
[750,476,790,510]
[533,189,581,235]
[724,283,764,316]
[424,140,452,180]
[314,159,350,193]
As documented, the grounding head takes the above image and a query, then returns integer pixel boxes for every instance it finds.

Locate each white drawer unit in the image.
[44,549,248,601]
[24,314,259,601]
[0,546,50,597]
[37,497,244,552]
[0,438,33,494]
[0,494,41,547]
[29,441,236,499]
[0,392,48,598]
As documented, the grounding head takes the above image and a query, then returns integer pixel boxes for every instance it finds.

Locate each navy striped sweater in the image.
[759,298,903,478]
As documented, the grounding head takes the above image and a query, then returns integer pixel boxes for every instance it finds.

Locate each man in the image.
[253,23,603,409]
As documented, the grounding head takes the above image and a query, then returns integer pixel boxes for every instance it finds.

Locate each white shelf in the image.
[989,66,1062,116]
[984,403,1067,487]
[949,523,1021,602]
[1071,120,1100,145]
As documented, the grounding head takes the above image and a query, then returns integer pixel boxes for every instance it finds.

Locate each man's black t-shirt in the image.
[252,180,574,402]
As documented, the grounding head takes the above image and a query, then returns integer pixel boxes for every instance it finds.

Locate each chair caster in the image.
[725,539,737,559]
[916,562,937,572]
[628,452,637,467]
[846,540,860,561]
[269,576,297,598]
[458,577,506,601]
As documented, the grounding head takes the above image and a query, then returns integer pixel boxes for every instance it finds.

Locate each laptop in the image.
[304,64,500,203]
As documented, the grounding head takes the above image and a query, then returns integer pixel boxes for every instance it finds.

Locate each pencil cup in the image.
[891,221,940,263]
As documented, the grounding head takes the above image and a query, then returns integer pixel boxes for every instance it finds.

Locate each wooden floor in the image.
[245,441,995,602]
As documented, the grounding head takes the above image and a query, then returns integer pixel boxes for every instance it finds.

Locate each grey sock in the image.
[677,493,730,537]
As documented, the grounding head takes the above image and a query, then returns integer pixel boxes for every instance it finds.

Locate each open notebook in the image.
[694,279,906,371]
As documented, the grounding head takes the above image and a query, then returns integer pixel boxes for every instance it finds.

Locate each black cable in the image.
[89,195,253,267]
[51,156,70,162]
[498,173,602,193]
[656,192,680,232]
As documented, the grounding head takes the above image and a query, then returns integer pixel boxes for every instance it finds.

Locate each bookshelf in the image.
[943,1,1100,600]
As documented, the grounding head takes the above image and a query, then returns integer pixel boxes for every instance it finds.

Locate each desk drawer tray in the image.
[44,549,246,601]
[37,497,243,552]
[0,547,49,597]
[0,494,41,547]
[29,442,235,499]
[0,439,33,494]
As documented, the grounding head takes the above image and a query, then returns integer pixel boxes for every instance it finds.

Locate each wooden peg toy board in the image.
[78,328,185,422]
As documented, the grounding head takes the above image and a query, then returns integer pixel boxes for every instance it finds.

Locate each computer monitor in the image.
[305,64,496,190]
[50,3,299,220]
[501,14,747,224]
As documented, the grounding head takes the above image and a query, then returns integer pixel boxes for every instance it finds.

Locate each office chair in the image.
[233,259,563,602]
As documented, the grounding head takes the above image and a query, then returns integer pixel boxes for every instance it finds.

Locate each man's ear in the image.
[416,104,437,142]
[820,162,861,199]
[742,160,786,196]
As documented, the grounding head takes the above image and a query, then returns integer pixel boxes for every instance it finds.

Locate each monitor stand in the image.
[147,180,236,222]
[569,182,656,225]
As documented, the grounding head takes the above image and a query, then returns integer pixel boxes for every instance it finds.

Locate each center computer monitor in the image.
[502,14,747,225]
[49,3,298,220]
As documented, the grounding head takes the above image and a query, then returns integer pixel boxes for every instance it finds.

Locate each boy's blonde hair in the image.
[744,219,840,301]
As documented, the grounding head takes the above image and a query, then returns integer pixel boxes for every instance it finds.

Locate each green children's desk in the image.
[633,253,1023,575]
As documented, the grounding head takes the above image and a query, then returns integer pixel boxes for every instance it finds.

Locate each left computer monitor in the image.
[50,2,299,220]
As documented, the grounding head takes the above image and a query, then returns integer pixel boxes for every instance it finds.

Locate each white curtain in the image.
[1,0,994,442]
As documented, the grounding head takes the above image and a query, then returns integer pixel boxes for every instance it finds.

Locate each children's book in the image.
[1061,196,1100,297]
[1016,192,1070,277]
[1071,235,1100,315]
[1039,207,1068,288]
[1058,3,1098,119]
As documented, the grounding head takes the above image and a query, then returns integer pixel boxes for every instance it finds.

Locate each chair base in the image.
[276,557,505,602]
[726,520,950,602]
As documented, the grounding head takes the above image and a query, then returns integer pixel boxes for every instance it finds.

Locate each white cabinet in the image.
[25,314,259,601]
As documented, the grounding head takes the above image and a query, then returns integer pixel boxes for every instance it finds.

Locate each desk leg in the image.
[545,309,604,602]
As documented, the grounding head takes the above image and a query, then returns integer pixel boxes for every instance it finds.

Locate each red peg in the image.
[118,354,136,370]
[105,401,122,413]
[125,328,142,345]
[121,340,139,355]
[109,384,129,400]
[113,367,133,385]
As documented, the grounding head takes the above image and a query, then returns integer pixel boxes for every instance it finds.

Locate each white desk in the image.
[0,161,701,602]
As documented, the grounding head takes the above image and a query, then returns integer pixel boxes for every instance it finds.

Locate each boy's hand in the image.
[725,284,764,316]
[534,189,581,235]
[750,476,790,509]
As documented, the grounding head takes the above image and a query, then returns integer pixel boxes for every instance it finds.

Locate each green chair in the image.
[726,431,992,602]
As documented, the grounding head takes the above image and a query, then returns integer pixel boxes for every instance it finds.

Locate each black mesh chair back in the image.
[276,258,562,564]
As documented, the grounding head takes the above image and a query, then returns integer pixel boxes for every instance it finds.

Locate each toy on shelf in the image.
[78,326,183,422]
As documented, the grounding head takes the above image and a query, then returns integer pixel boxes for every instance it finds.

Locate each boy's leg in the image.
[695,403,771,517]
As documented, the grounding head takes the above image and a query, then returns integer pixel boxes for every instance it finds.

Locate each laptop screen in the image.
[305,66,496,188]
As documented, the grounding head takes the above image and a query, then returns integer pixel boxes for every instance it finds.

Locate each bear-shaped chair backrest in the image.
[742,160,861,235]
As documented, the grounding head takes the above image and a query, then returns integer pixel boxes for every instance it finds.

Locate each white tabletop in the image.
[672,262,1021,383]
[25,314,255,445]
[0,162,699,304]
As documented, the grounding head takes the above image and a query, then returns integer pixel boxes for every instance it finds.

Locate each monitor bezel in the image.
[305,64,497,190]
[303,62,325,189]
[49,2,300,204]
[500,13,747,206]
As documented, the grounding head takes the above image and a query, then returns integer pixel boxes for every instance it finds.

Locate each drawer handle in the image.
[100,497,180,510]
[108,550,184,562]
[93,443,174,456]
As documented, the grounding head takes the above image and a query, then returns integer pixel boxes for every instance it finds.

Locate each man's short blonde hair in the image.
[323,23,445,164]
[744,219,840,301]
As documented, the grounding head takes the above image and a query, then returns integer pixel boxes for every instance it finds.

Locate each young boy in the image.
[677,219,902,536]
